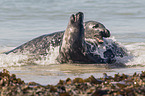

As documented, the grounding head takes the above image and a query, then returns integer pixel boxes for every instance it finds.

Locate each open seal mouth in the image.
[94,29,110,44]
[95,37,104,44]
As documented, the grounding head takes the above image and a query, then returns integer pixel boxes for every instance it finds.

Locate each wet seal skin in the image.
[57,12,125,64]
[4,31,64,55]
[5,12,129,65]
[84,21,110,44]
[58,12,90,63]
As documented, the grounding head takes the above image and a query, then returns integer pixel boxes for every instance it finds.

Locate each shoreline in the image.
[0,69,145,95]
[1,64,145,85]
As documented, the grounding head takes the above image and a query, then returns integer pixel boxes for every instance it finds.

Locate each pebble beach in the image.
[0,69,145,96]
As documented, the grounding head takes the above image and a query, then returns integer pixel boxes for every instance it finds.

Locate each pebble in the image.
[0,69,145,96]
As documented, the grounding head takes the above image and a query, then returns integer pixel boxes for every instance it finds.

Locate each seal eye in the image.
[92,24,99,28]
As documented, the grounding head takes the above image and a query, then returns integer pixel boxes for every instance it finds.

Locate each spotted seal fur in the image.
[5,12,128,64]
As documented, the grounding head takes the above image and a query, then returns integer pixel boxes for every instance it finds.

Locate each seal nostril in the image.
[70,14,75,23]
[76,12,84,22]
[76,12,83,16]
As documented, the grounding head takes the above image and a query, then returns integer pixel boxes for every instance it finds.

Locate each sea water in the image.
[0,0,145,85]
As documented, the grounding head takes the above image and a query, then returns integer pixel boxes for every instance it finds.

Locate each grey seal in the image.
[5,12,128,64]
[57,12,113,63]
[58,12,97,63]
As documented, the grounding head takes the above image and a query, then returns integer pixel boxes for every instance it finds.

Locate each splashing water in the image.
[0,46,60,67]
[0,37,139,67]
[125,42,145,66]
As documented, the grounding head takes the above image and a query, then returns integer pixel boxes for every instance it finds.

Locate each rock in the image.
[58,80,64,85]
[65,78,72,85]
[0,69,145,95]
[49,85,57,92]
[86,88,95,94]
[73,78,84,83]
[92,88,108,96]
[116,83,127,88]
[59,92,70,96]
[84,75,102,84]
[140,71,145,81]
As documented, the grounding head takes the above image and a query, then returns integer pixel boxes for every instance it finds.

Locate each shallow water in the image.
[0,0,145,84]
[4,64,145,85]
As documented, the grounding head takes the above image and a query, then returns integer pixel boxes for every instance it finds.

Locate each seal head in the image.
[85,21,110,44]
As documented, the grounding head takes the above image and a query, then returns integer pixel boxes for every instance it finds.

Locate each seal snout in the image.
[70,12,84,23]
[76,12,84,22]
[84,21,111,44]
[100,28,110,37]
[94,29,110,44]
[70,14,75,23]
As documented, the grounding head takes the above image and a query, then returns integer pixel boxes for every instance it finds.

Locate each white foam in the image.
[125,42,145,66]
[0,38,145,67]
[85,38,106,58]
[34,46,60,65]
[0,46,60,67]
[104,37,145,65]
[0,53,28,67]
[86,37,135,65]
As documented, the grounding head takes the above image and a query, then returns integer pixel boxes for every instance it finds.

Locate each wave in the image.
[125,42,145,66]
[0,37,144,67]
[0,46,60,67]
